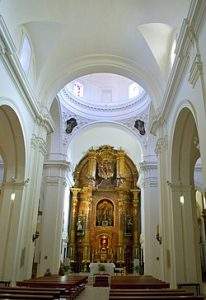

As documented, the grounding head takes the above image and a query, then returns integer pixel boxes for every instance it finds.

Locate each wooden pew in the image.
[17,275,88,299]
[110,276,170,289]
[0,288,60,298]
[0,294,54,299]
[109,296,204,300]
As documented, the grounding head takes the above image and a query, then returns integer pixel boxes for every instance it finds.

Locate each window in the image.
[170,39,176,67]
[73,82,83,97]
[19,35,32,74]
[129,83,139,99]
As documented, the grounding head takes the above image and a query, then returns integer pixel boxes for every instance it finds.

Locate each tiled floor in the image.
[76,286,109,300]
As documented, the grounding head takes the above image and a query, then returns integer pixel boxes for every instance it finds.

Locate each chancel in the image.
[0,1,206,300]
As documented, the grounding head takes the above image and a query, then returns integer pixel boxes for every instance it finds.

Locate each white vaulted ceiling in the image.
[0,0,190,110]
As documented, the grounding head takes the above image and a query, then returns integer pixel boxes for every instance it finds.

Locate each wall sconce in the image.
[32,231,39,242]
[156,225,162,244]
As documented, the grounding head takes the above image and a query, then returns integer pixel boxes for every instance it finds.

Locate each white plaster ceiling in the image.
[0,0,190,109]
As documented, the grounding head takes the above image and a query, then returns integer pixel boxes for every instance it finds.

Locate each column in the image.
[38,160,71,275]
[117,190,124,263]
[139,159,160,277]
[87,150,97,186]
[155,136,171,282]
[167,182,202,285]
[80,187,92,264]
[181,184,201,282]
[69,187,81,261]
[116,150,125,186]
[131,189,140,259]
[0,179,28,281]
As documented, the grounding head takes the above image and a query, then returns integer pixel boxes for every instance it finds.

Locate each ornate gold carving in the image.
[68,146,140,271]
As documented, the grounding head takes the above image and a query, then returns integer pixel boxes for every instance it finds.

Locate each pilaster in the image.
[139,159,160,277]
[38,159,71,275]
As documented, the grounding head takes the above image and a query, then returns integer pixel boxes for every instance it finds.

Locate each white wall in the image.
[68,123,143,169]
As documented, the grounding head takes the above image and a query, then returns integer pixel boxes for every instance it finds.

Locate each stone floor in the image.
[76,286,109,300]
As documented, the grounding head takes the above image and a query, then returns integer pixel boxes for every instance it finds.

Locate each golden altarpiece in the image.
[68,146,140,272]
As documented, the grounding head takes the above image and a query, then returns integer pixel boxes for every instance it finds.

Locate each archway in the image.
[0,105,26,280]
[171,107,201,283]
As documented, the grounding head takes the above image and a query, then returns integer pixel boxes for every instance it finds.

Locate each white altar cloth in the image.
[89,262,115,274]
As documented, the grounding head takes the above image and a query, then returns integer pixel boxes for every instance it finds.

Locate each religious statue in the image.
[125,216,133,235]
[65,118,77,134]
[96,199,114,226]
[134,119,146,135]
[98,160,114,180]
[76,216,84,236]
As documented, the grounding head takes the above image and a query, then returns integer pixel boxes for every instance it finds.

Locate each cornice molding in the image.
[139,160,158,172]
[188,54,203,87]
[58,87,151,121]
[0,16,54,133]
[150,0,206,135]
[166,180,195,192]
[0,177,30,189]
[44,159,71,169]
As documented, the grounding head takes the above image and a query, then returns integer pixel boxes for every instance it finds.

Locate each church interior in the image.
[0,0,206,299]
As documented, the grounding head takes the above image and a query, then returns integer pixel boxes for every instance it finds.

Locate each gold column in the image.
[131,188,140,258]
[81,186,92,263]
[69,188,81,261]
[87,150,97,186]
[116,150,125,186]
[117,190,124,263]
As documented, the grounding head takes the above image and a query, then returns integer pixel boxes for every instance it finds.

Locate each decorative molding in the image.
[188,54,203,87]
[59,88,148,112]
[155,136,168,156]
[139,160,158,172]
[61,103,148,148]
[58,87,151,121]
[166,180,195,192]
[1,177,30,188]
[0,16,54,133]
[31,134,47,155]
[139,161,158,188]
[44,160,71,170]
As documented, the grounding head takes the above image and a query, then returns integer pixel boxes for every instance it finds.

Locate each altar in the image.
[89,262,115,274]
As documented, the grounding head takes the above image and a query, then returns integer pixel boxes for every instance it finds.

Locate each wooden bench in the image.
[0,288,60,297]
[110,276,170,289]
[16,275,88,299]
[0,294,54,299]
[109,296,204,300]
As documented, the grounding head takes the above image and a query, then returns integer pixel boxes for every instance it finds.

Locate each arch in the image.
[170,106,202,284]
[39,54,162,111]
[67,121,143,169]
[0,105,26,181]
[0,104,26,280]
[171,107,199,185]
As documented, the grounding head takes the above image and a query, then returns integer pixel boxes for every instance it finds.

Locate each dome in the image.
[58,73,150,120]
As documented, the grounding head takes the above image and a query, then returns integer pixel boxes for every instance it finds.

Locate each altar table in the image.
[89,262,115,274]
